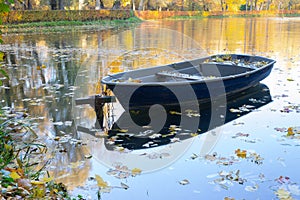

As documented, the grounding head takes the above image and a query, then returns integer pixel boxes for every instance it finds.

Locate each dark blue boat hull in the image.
[102,54,275,109]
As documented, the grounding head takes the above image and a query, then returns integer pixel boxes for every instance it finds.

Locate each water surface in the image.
[1,17,300,199]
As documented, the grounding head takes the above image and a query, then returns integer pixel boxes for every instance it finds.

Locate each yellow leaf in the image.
[32,187,46,198]
[42,176,53,183]
[287,127,294,136]
[4,144,12,151]
[275,188,294,200]
[0,52,5,61]
[31,180,45,185]
[10,171,21,180]
[190,133,198,137]
[95,175,109,188]
[36,66,41,70]
[118,129,128,133]
[41,65,46,69]
[131,168,142,176]
[169,111,181,115]
[235,149,247,158]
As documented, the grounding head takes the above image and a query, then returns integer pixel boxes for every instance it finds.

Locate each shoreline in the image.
[1,17,142,34]
[2,10,300,34]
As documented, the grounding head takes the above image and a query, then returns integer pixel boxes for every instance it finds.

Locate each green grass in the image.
[167,15,204,20]
[1,17,142,34]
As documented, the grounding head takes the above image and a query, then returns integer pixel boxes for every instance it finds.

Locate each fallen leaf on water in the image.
[275,188,293,200]
[276,176,291,184]
[179,179,190,185]
[131,168,142,176]
[287,127,295,136]
[205,153,217,161]
[224,197,235,200]
[114,146,125,152]
[95,175,109,188]
[235,149,247,158]
[232,132,249,138]
[169,111,181,115]
[288,184,300,195]
[287,78,294,81]
[275,127,287,132]
[84,154,93,159]
[121,182,129,190]
[245,184,259,192]
[118,129,128,133]
[190,153,199,160]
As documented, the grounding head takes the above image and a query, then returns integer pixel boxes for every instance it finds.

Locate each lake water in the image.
[1,17,300,199]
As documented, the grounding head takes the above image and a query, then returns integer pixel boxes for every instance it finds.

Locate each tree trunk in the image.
[138,0,144,10]
[50,0,57,10]
[96,0,100,10]
[58,0,64,10]
[254,0,258,10]
[288,0,292,10]
[132,0,135,10]
[220,0,224,11]
[96,0,104,9]
[266,0,271,10]
[112,0,121,9]
[27,0,32,10]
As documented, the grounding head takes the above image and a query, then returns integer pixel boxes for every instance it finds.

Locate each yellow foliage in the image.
[10,171,21,180]
[275,188,294,200]
[0,52,5,61]
[95,174,109,188]
[131,168,142,176]
[202,11,209,17]
[121,0,131,7]
[235,149,247,158]
[41,176,53,183]
[4,144,12,151]
[287,127,294,136]
[32,186,46,198]
[190,133,198,137]
[31,180,46,185]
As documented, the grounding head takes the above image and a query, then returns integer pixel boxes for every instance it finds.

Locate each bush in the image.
[2,10,133,24]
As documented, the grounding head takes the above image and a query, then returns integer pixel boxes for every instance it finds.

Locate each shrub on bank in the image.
[1,10,133,24]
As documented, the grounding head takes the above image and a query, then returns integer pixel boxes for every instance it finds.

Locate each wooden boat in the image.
[101,54,275,108]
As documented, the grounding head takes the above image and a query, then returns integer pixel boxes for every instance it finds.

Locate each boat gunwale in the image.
[101,54,276,87]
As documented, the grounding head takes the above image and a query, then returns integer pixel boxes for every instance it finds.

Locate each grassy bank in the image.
[0,109,79,199]
[1,17,142,34]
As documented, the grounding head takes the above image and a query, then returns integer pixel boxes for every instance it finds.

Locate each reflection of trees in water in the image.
[0,38,82,134]
[1,39,93,189]
[46,140,91,190]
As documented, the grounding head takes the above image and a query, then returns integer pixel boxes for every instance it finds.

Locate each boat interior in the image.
[107,62,256,83]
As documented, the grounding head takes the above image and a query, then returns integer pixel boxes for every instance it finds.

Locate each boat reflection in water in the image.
[102,83,271,150]
[77,83,271,172]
